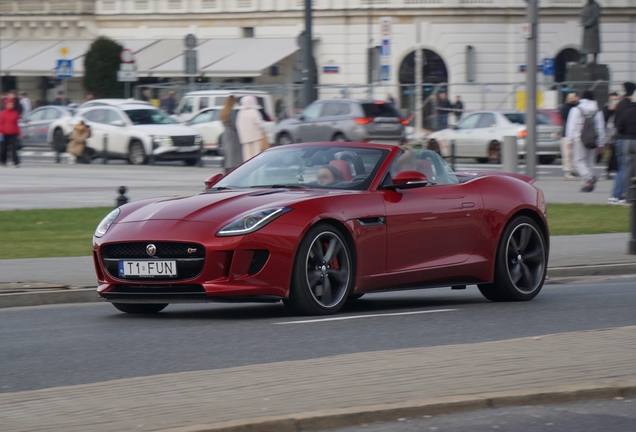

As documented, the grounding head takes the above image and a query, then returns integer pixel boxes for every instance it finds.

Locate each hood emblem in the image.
[146,244,157,256]
[187,248,197,255]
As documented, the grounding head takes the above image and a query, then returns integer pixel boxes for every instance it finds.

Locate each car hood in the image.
[116,188,351,225]
[131,124,199,136]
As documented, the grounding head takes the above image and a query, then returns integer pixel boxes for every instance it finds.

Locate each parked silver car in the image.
[19,106,74,149]
[274,99,406,145]
[427,110,562,164]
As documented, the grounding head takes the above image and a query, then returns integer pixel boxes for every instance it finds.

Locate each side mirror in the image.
[204,173,224,189]
[385,170,428,190]
[297,114,305,121]
[111,120,125,127]
[452,125,459,130]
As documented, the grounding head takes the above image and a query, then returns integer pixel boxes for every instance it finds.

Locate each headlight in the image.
[152,135,173,147]
[194,135,203,145]
[94,208,121,238]
[217,207,292,237]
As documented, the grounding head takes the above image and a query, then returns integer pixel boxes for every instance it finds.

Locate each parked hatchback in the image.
[78,102,203,165]
[274,99,406,145]
[427,110,562,164]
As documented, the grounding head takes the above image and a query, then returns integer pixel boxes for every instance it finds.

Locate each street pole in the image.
[525,0,538,178]
[303,0,314,108]
[415,21,423,138]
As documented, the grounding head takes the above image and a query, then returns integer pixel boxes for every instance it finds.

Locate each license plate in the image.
[377,123,398,130]
[119,260,177,277]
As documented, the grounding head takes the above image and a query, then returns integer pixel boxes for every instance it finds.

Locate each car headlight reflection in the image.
[194,135,203,146]
[217,207,292,237]
[152,135,173,147]
[94,208,121,238]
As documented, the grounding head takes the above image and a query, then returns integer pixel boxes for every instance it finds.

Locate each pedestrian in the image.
[18,91,32,116]
[275,95,287,122]
[436,92,452,130]
[53,91,70,106]
[559,92,580,180]
[0,99,21,167]
[602,92,619,179]
[236,95,267,162]
[220,95,242,174]
[453,96,464,121]
[616,82,636,204]
[386,94,396,105]
[140,89,151,102]
[6,90,23,116]
[67,121,92,164]
[85,92,95,102]
[159,91,176,115]
[565,90,605,192]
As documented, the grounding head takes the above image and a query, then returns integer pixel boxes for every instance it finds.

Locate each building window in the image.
[168,0,182,9]
[243,27,254,38]
[101,1,116,11]
[236,0,253,8]
[134,0,149,10]
[202,0,217,8]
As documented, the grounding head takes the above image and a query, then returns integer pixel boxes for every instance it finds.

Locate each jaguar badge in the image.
[146,244,157,256]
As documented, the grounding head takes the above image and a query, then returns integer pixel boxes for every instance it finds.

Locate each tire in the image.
[112,303,168,314]
[478,215,547,302]
[184,157,199,166]
[128,140,148,165]
[539,155,555,165]
[347,293,364,302]
[286,224,354,315]
[333,133,347,142]
[427,140,441,155]
[488,140,501,164]
[277,132,293,146]
[52,128,67,153]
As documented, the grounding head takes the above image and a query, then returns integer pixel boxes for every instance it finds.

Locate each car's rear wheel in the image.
[333,133,347,142]
[112,303,168,314]
[277,132,292,146]
[287,224,354,315]
[52,128,66,153]
[184,157,200,166]
[478,215,547,302]
[128,140,148,165]
[488,140,501,163]
[539,155,556,165]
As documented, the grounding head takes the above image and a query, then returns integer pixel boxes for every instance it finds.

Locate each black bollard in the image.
[116,186,128,208]
[451,140,456,171]
[103,134,109,165]
[629,180,636,254]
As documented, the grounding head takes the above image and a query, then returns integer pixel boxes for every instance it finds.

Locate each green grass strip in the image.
[0,204,631,259]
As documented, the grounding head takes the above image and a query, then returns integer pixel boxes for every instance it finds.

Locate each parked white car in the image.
[173,90,275,123]
[77,102,202,165]
[427,111,562,164]
[48,99,154,152]
[185,106,276,155]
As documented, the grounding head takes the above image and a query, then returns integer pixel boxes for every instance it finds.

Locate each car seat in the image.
[329,160,353,181]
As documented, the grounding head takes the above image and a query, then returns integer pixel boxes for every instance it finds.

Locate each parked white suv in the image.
[173,90,275,123]
[78,102,203,165]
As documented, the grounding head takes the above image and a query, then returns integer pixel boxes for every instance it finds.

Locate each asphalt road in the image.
[2,278,635,394]
[327,398,636,432]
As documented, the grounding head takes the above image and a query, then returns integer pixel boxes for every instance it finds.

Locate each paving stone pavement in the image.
[2,326,635,432]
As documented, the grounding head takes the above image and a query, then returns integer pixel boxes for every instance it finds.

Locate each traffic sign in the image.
[185,34,197,49]
[542,58,555,76]
[55,59,73,78]
[117,70,138,82]
[380,65,390,81]
[120,49,135,64]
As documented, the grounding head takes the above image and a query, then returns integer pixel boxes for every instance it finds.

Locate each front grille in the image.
[172,136,196,147]
[101,242,205,282]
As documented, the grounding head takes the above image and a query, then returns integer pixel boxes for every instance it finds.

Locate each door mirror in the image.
[385,170,428,190]
[204,173,224,189]
[297,114,305,121]
[111,120,125,127]
[452,124,459,130]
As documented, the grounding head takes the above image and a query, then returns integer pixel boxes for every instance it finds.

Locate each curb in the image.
[547,262,636,278]
[0,287,101,309]
[159,383,636,432]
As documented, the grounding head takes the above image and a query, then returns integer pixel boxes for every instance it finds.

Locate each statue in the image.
[580,0,601,64]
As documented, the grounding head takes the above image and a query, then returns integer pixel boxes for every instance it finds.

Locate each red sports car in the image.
[93,142,549,315]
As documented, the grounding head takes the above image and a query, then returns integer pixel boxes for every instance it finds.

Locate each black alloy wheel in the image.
[287,224,354,315]
[333,133,347,142]
[478,215,547,302]
[112,303,168,314]
[277,133,293,146]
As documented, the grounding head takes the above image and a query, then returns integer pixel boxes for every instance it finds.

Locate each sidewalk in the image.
[2,326,635,432]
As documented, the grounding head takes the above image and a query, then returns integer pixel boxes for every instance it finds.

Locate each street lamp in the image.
[525,0,539,178]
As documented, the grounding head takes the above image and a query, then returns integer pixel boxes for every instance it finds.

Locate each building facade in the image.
[1,0,635,112]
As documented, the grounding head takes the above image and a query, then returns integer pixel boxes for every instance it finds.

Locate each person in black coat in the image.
[603,92,620,178]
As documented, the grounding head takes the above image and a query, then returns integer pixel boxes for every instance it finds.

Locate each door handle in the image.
[461,202,475,208]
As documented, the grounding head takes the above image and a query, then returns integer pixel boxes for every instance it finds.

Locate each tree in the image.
[83,37,124,98]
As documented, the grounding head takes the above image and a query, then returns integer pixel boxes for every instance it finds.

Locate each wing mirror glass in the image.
[385,170,428,190]
[111,120,125,127]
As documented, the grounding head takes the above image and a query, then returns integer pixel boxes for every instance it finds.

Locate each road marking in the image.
[274,308,457,325]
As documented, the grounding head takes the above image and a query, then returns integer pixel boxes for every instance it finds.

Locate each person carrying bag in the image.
[67,121,92,164]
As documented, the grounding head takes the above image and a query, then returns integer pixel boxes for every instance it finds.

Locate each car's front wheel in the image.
[286,224,354,315]
[128,140,148,165]
[276,132,293,146]
[112,303,168,314]
[478,215,547,302]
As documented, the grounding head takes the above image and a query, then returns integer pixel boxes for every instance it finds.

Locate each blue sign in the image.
[323,66,339,74]
[542,58,555,76]
[380,65,390,81]
[55,59,73,78]
[380,39,391,56]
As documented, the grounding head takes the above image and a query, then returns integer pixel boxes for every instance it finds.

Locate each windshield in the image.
[125,109,176,125]
[214,145,389,191]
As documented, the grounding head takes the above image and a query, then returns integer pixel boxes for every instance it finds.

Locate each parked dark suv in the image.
[274,99,406,145]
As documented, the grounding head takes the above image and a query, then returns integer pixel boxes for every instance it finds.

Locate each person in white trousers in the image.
[559,92,579,180]
[565,90,605,192]
[236,95,266,162]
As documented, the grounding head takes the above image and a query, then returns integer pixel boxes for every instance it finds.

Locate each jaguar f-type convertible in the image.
[93,142,549,315]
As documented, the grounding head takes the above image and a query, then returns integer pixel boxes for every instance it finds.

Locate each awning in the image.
[0,38,298,78]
